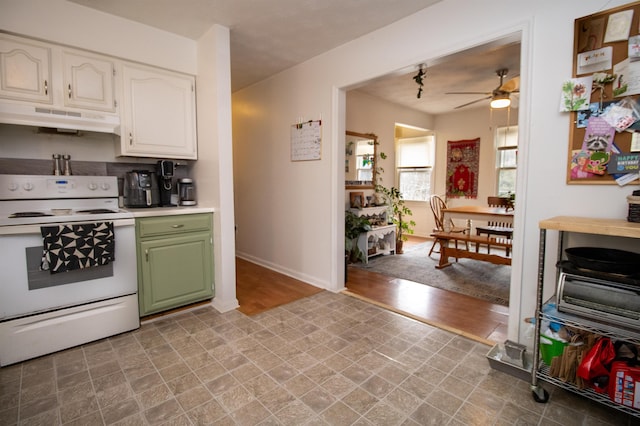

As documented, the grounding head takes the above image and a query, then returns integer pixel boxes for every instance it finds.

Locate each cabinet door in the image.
[0,35,52,103]
[61,50,115,112]
[139,231,213,315]
[121,64,197,159]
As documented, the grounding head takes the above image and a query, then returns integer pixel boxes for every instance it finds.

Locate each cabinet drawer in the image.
[137,213,211,238]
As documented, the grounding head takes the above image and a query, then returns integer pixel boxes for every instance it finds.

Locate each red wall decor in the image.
[447,138,480,199]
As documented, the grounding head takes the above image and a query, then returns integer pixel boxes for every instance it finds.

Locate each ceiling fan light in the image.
[490,96,511,109]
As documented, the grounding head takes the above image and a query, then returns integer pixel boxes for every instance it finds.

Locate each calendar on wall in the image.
[291,120,322,161]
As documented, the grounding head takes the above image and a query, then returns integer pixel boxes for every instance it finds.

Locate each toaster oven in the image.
[557,271,640,331]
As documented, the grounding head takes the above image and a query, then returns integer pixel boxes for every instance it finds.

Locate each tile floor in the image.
[0,292,636,425]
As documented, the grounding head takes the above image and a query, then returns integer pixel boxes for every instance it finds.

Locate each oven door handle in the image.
[0,218,135,235]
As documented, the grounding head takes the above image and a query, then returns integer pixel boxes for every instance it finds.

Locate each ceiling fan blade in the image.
[499,76,520,93]
[454,96,491,109]
[446,91,492,95]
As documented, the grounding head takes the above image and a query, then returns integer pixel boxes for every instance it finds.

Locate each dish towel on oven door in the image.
[40,222,115,273]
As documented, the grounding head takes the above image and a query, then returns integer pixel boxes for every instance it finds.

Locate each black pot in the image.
[565,247,640,275]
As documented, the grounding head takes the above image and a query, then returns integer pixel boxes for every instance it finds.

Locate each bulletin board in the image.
[567,1,640,184]
[291,120,322,161]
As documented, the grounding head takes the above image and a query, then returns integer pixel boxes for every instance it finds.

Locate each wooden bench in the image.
[430,231,512,269]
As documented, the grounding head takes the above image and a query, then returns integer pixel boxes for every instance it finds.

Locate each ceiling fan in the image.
[446,68,519,109]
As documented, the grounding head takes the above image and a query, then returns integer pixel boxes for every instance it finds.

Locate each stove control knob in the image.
[88,182,98,191]
[22,182,34,191]
[101,182,111,191]
[7,182,18,191]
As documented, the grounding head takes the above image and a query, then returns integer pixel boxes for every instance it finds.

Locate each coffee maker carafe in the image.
[156,160,175,207]
[178,178,197,206]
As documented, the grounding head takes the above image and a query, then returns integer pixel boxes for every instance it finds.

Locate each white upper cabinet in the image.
[0,33,197,158]
[61,50,116,112]
[0,34,52,103]
[0,33,119,134]
[0,34,116,113]
[120,63,197,160]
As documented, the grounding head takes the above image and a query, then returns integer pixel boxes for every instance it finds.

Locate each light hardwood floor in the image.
[236,236,509,345]
[235,257,323,315]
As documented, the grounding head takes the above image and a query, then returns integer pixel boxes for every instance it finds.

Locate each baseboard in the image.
[235,251,331,291]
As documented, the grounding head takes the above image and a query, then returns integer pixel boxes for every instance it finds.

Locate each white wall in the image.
[195,26,238,312]
[232,74,335,288]
[345,90,435,236]
[232,0,634,343]
[434,107,519,207]
[346,90,435,190]
[1,0,237,312]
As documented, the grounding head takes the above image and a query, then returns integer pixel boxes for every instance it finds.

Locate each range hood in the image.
[0,103,120,134]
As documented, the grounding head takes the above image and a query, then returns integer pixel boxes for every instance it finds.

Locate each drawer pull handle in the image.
[171,224,184,228]
[44,80,48,95]
[68,84,72,98]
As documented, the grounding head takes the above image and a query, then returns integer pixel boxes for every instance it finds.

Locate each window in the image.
[396,135,435,201]
[496,125,518,196]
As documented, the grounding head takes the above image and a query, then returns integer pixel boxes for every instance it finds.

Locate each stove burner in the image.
[76,209,118,214]
[9,212,53,218]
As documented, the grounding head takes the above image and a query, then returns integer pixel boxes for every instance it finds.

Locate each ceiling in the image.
[355,41,521,115]
[68,0,520,115]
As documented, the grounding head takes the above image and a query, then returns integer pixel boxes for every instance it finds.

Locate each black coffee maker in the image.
[156,160,176,207]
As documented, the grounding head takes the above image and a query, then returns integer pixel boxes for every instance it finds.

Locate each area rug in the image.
[351,242,510,305]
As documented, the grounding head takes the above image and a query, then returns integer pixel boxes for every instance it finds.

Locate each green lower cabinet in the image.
[136,213,214,316]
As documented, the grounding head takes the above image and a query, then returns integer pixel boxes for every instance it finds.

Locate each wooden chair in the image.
[475,196,513,255]
[428,195,467,257]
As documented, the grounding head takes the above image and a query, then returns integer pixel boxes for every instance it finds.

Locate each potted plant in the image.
[375,185,415,254]
[345,210,372,263]
[507,191,515,211]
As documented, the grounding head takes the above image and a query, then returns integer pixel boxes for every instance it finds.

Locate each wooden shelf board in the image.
[539,216,640,239]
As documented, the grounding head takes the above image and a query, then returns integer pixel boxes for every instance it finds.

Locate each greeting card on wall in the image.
[446,138,480,199]
[291,120,322,161]
[603,9,634,43]
[582,116,615,152]
[560,76,593,111]
[576,46,612,75]
[577,16,605,53]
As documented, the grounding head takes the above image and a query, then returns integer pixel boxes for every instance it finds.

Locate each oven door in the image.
[0,219,137,320]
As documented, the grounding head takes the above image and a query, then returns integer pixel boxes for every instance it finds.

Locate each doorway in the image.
[341,36,521,342]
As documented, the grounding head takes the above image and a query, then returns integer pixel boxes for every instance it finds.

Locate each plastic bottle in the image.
[523,317,536,349]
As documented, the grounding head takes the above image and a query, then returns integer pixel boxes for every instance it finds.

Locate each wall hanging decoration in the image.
[446,138,480,198]
[567,2,640,185]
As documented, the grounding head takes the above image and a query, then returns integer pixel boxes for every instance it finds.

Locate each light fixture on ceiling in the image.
[447,68,518,110]
[490,93,511,109]
[413,65,426,99]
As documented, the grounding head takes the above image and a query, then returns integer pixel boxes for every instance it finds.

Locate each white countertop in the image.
[125,206,215,218]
